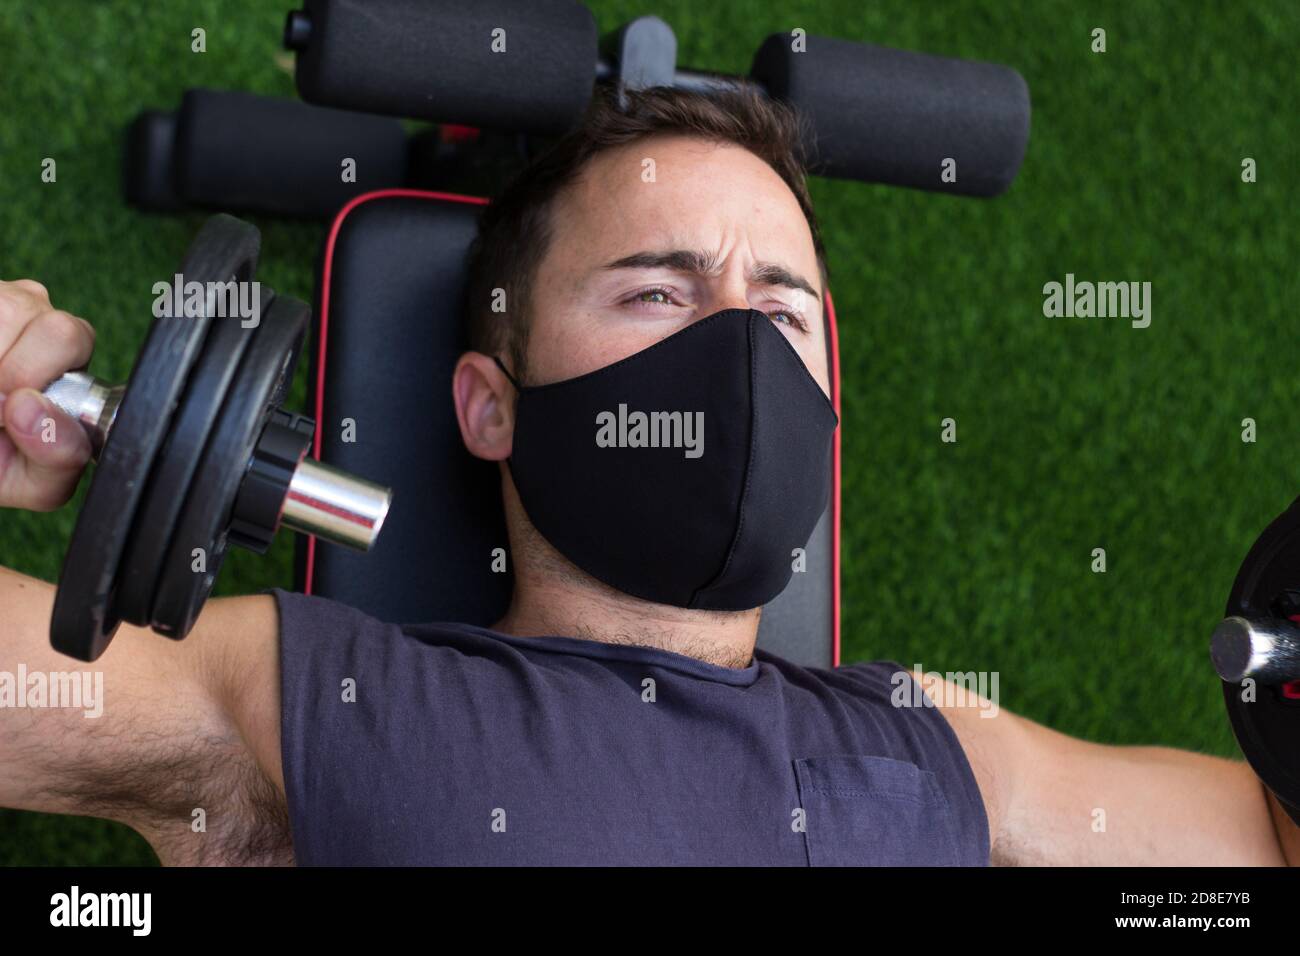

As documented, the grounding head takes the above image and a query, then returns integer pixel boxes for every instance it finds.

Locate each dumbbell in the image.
[31,214,391,662]
[283,0,1030,197]
[1213,498,1300,826]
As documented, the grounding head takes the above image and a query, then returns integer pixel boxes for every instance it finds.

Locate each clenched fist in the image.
[0,280,96,510]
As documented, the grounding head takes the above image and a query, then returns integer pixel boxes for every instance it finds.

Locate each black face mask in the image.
[496,308,838,611]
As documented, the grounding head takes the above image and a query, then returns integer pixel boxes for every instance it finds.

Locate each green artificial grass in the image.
[0,0,1295,864]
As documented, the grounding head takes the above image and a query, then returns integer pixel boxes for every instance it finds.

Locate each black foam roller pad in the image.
[289,0,597,134]
[751,34,1030,197]
[123,110,184,212]
[173,89,409,218]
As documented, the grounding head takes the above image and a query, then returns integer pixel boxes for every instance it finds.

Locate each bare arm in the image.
[0,567,288,864]
[0,278,288,864]
[918,670,1297,866]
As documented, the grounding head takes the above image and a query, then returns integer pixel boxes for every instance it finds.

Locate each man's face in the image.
[452,132,832,621]
[523,134,830,396]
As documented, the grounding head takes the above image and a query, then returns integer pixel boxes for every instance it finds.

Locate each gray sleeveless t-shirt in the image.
[273,589,990,865]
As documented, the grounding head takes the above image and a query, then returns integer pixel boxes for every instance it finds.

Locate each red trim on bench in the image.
[308,189,843,671]
[306,189,488,596]
[826,290,842,668]
[440,124,481,144]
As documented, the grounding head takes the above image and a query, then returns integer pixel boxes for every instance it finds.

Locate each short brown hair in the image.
[462,84,828,381]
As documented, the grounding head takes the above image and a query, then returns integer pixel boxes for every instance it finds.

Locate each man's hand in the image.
[0,279,95,511]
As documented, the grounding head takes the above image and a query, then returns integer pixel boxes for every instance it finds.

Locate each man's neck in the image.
[494,576,760,670]
[493,476,760,668]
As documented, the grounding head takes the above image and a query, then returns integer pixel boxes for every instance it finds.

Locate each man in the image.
[0,86,1293,865]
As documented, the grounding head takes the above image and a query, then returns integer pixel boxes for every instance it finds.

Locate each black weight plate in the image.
[1223,495,1300,823]
[150,294,309,638]
[113,289,273,625]
[51,214,262,661]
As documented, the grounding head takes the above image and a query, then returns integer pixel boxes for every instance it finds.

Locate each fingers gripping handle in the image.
[37,371,122,456]
[0,369,121,457]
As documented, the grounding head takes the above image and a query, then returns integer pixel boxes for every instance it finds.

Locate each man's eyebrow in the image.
[748,261,820,300]
[602,250,821,300]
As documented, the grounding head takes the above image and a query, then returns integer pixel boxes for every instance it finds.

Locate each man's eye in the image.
[767,309,808,332]
[625,287,680,308]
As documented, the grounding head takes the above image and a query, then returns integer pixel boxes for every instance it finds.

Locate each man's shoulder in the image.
[755,649,912,697]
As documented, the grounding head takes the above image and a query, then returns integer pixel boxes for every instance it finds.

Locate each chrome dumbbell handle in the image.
[0,370,123,456]
[1211,615,1300,685]
[26,372,390,553]
[40,371,124,457]
[280,457,390,551]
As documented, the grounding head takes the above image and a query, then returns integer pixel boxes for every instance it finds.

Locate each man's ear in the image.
[452,351,515,461]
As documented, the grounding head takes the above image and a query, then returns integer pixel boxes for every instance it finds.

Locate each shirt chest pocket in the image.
[794,755,961,866]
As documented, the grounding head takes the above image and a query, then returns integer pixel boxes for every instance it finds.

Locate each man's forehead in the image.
[574,137,795,216]
[555,138,819,276]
